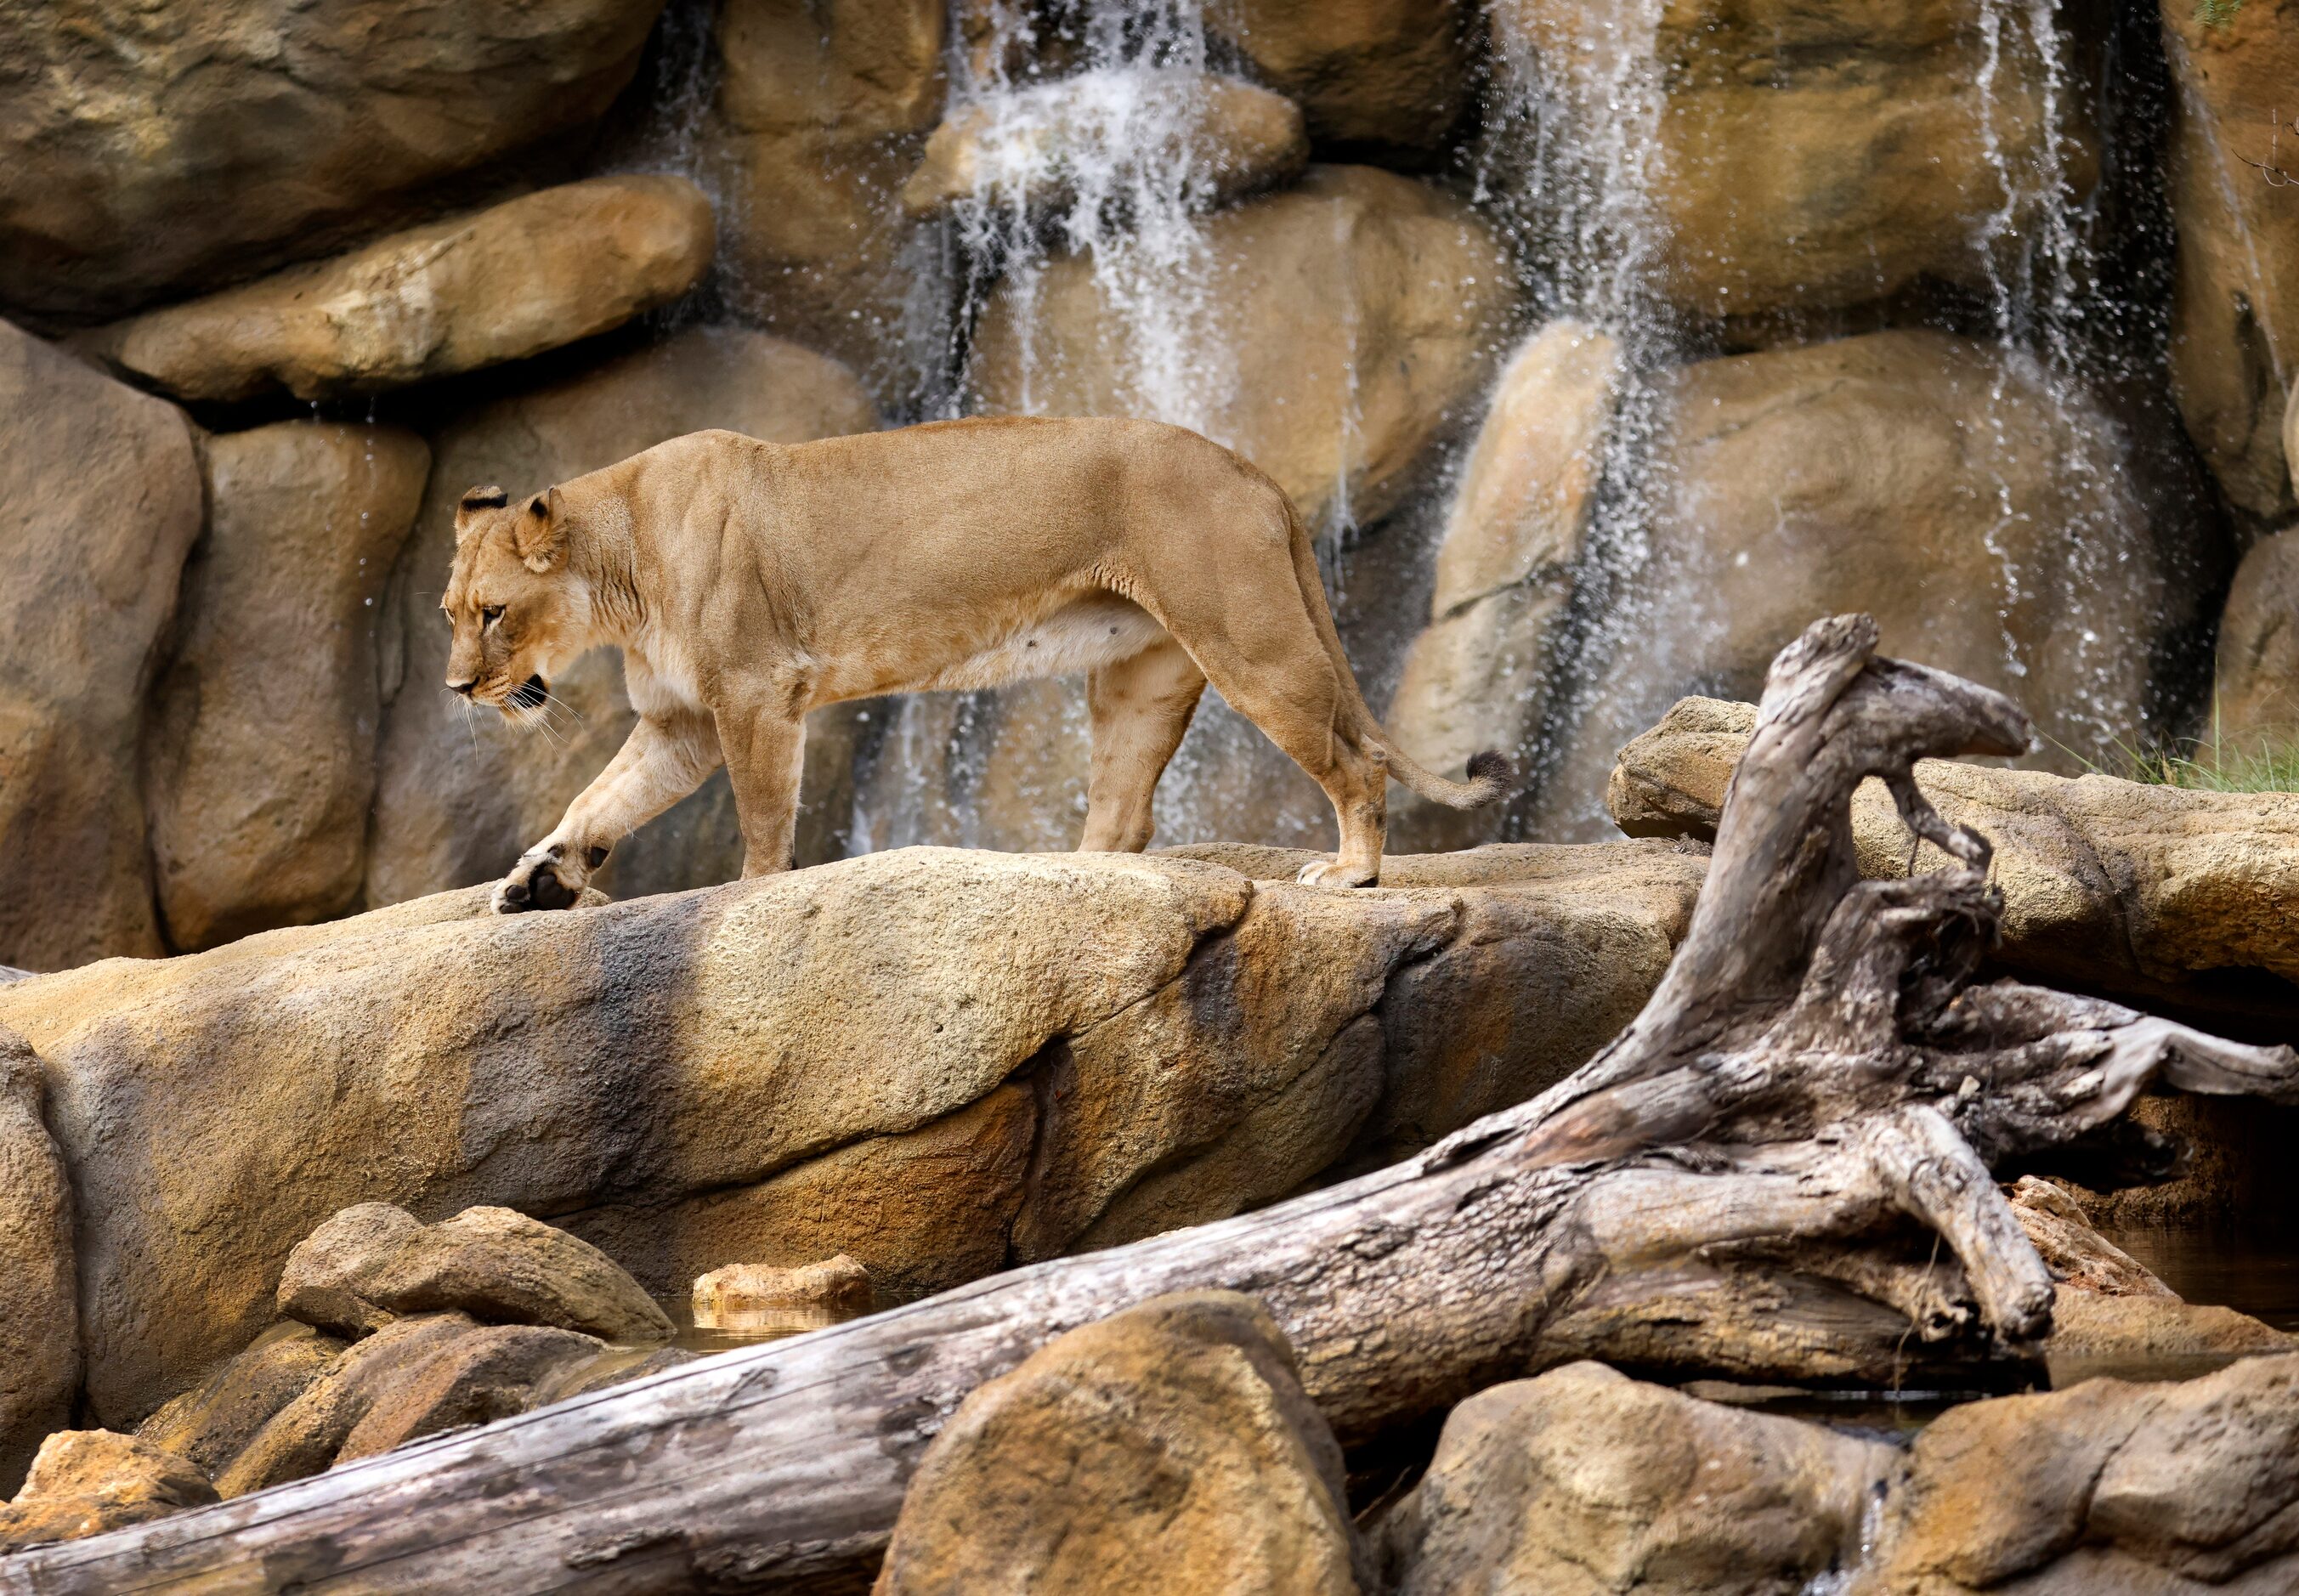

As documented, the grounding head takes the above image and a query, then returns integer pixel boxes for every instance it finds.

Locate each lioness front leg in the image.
[495,710,722,913]
[716,700,807,878]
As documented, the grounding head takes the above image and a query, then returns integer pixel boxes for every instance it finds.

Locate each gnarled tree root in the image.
[8,615,2293,1593]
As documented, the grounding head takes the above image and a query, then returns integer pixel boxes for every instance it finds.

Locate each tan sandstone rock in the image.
[133,1322,349,1483]
[1387,321,1622,852]
[0,1430,216,1550]
[84,177,715,403]
[1540,331,2176,835]
[874,1290,1369,1596]
[0,0,668,321]
[900,71,1306,218]
[276,1202,427,1338]
[1852,1354,2299,1593]
[1491,0,2097,320]
[1208,0,1468,154]
[329,1323,606,1464]
[215,1313,483,1497]
[280,1203,671,1344]
[2162,0,2299,519]
[145,421,429,953]
[1608,695,2299,1028]
[0,320,203,970]
[970,164,1512,535]
[705,0,946,384]
[1383,1361,1892,1595]
[2212,528,2299,752]
[694,1255,874,1316]
[366,325,878,909]
[360,1206,674,1344]
[0,843,1696,1427]
[0,1030,76,1493]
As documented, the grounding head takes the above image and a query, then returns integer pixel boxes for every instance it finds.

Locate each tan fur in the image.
[441,416,1509,910]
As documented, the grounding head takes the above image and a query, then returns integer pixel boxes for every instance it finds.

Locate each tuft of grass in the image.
[2195,0,2245,28]
[2076,703,2299,794]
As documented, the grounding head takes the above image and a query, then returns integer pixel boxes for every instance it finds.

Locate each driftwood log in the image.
[10,614,2296,1594]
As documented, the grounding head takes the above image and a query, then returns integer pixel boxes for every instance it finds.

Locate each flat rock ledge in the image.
[0,840,1702,1452]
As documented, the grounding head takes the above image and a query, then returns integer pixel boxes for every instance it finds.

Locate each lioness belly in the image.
[916,594,1168,692]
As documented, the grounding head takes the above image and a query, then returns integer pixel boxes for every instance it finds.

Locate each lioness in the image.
[443,416,1508,910]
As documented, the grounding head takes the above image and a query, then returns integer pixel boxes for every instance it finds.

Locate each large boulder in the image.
[1489,0,2096,320]
[1537,331,2178,835]
[1608,695,2299,1030]
[2161,0,2299,520]
[0,0,669,321]
[0,1031,76,1494]
[144,421,429,953]
[0,1431,214,1550]
[874,1291,1370,1596]
[1382,1361,1892,1595]
[0,321,203,970]
[1386,320,1622,852]
[0,842,1698,1426]
[704,0,946,387]
[367,325,879,909]
[1854,1354,2299,1592]
[1208,0,1469,155]
[970,164,1512,535]
[2212,528,2299,753]
[82,177,715,403]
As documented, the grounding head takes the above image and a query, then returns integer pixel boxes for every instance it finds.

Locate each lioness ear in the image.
[512,485,569,574]
[453,485,507,547]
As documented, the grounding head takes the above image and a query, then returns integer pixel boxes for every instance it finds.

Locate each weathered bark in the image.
[8,614,2293,1594]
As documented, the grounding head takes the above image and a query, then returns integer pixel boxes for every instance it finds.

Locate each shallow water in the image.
[659,1294,875,1357]
[2104,1226,2299,1333]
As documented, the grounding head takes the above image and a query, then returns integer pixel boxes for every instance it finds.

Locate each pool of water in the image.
[658,1294,875,1356]
[2103,1226,2299,1333]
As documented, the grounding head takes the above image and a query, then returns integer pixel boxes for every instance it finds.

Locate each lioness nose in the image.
[446,676,478,697]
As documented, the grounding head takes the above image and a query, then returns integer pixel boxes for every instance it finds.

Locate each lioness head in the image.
[442,484,593,723]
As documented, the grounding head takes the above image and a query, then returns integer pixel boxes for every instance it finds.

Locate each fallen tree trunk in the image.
[11,614,2295,1595]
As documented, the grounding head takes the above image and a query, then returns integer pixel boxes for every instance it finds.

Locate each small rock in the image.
[333,1325,603,1463]
[874,1290,1370,1595]
[277,1203,671,1346]
[364,1207,674,1344]
[2047,1292,2294,1384]
[216,1313,479,1497]
[277,1202,425,1338]
[533,1345,698,1406]
[1382,1361,1890,1595]
[134,1322,348,1482]
[898,71,1305,218]
[84,175,716,403]
[694,1255,875,1317]
[2005,1177,2173,1300]
[0,1430,216,1549]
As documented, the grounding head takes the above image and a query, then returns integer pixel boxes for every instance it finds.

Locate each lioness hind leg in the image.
[1178,631,1388,886]
[1080,635,1206,852]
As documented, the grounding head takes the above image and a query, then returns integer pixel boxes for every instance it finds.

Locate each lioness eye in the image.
[481,605,504,626]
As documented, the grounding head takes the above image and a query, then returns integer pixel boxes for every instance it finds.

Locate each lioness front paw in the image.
[1295,858,1377,888]
[491,842,600,914]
